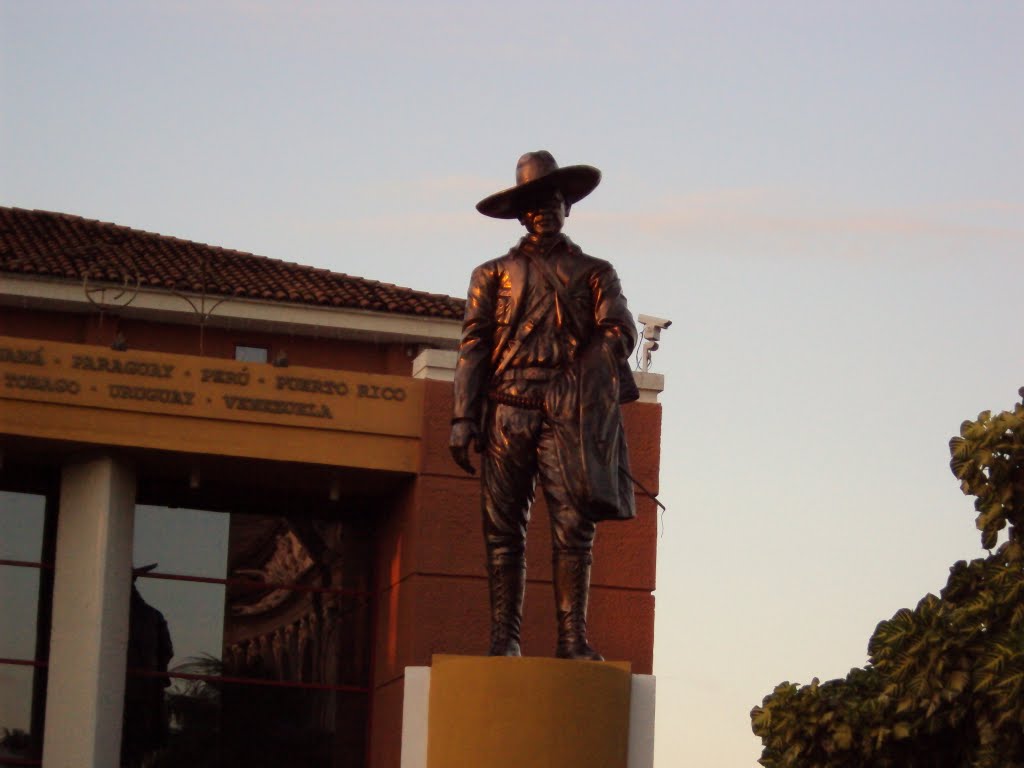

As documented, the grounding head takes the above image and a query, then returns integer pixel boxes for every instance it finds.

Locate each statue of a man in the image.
[450,151,638,661]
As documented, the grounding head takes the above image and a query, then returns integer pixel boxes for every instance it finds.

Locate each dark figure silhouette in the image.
[122,565,173,768]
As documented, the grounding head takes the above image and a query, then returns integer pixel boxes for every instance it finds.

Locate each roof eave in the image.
[0,273,462,349]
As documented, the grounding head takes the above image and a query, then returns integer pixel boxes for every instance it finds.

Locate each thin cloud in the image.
[270,209,479,237]
[580,190,1024,244]
[350,175,499,208]
[393,175,500,198]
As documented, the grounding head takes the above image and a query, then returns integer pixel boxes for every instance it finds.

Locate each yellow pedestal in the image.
[426,655,633,768]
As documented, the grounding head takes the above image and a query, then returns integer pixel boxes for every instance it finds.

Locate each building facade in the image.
[0,207,662,768]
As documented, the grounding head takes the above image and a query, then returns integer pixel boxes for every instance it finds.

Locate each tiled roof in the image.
[0,207,465,320]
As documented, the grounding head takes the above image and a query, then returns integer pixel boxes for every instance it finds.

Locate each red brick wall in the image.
[0,306,416,374]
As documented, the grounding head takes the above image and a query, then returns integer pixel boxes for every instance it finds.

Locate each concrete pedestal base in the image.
[401,655,655,768]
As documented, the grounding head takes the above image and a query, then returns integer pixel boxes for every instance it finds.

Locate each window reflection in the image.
[133,578,225,680]
[123,569,174,768]
[223,516,371,688]
[0,666,35,747]
[135,505,230,580]
[128,506,372,767]
[134,505,229,676]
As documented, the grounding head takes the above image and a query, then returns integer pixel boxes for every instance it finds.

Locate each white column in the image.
[42,455,136,768]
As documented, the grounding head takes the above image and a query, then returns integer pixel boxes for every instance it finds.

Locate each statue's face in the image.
[520,190,567,236]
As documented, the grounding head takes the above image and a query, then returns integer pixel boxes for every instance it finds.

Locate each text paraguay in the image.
[74,355,173,378]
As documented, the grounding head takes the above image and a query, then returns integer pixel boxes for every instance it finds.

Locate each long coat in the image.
[453,235,637,522]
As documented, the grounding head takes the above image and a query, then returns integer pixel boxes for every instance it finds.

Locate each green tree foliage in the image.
[751,391,1024,767]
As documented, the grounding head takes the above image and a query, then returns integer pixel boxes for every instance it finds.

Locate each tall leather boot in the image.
[553,552,604,661]
[488,559,525,656]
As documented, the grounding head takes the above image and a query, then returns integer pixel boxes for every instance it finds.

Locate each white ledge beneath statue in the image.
[401,655,656,768]
[412,347,666,404]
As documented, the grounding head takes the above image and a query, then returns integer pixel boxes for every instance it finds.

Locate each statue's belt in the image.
[488,389,544,410]
[497,366,558,381]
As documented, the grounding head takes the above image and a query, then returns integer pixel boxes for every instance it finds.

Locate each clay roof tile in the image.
[0,207,465,321]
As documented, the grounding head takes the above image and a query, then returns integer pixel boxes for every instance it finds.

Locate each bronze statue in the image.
[450,151,638,661]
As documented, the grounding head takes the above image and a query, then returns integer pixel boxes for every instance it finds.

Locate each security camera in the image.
[638,314,672,330]
[638,314,672,342]
[637,314,672,373]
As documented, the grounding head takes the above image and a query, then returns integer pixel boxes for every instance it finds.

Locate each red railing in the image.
[0,560,50,570]
[0,560,372,599]
[0,756,42,766]
[141,570,373,598]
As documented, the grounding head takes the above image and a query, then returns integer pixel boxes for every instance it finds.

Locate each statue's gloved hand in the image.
[449,419,481,475]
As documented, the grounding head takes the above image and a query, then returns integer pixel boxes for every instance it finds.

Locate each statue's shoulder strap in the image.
[491,240,558,379]
[521,245,585,340]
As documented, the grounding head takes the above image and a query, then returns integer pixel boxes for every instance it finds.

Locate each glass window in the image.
[0,566,41,660]
[126,505,373,767]
[0,491,45,562]
[0,489,55,767]
[234,345,268,363]
[133,505,230,676]
[0,665,35,738]
[135,505,230,579]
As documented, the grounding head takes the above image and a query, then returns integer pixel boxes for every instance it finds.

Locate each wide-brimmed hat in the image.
[476,151,601,219]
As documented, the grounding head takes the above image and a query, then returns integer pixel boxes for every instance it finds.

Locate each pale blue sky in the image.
[2,2,1023,764]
